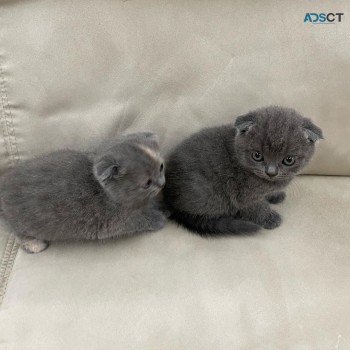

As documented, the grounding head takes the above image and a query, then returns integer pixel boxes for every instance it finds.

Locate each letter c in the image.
[327,13,335,22]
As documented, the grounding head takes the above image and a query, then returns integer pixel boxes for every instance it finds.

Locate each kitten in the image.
[0,132,167,253]
[163,106,323,236]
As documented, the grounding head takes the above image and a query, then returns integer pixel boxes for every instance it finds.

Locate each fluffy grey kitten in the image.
[163,106,323,236]
[0,132,167,253]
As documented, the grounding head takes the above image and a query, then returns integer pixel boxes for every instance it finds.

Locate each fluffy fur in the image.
[164,106,323,236]
[0,132,167,253]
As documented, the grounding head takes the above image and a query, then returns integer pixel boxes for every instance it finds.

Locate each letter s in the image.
[319,13,327,22]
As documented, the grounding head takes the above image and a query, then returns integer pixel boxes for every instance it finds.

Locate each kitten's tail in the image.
[170,209,261,237]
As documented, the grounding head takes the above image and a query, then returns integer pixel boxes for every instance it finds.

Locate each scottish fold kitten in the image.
[164,106,323,235]
[0,132,167,253]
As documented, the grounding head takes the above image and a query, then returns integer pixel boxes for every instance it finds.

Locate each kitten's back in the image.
[165,125,236,212]
[0,150,104,240]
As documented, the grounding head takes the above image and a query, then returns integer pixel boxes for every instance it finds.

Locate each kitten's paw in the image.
[161,208,171,219]
[150,201,171,218]
[266,192,286,204]
[19,237,50,254]
[262,210,282,230]
[147,210,167,231]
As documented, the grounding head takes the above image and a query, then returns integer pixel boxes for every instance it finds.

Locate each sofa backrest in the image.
[1,0,349,175]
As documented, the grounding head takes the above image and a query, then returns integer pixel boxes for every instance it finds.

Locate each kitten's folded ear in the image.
[128,132,159,144]
[142,131,159,141]
[234,113,256,133]
[302,119,324,143]
[93,157,123,182]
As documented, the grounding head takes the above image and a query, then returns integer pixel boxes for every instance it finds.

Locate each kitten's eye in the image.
[144,179,152,189]
[160,163,164,172]
[282,156,295,166]
[252,151,264,162]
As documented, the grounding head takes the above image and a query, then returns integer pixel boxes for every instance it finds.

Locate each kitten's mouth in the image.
[253,171,279,182]
[254,172,290,183]
[261,175,278,182]
[148,188,161,198]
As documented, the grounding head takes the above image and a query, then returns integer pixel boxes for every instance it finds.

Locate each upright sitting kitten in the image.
[0,132,167,253]
[164,106,323,236]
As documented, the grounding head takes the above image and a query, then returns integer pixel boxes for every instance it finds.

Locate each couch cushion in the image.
[1,176,349,349]
[0,0,350,175]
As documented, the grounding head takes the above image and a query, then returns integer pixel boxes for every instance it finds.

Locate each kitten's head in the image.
[93,132,165,207]
[234,106,323,182]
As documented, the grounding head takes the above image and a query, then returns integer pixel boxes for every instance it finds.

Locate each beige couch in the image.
[1,1,349,349]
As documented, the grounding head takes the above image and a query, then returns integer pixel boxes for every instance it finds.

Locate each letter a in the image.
[304,13,312,22]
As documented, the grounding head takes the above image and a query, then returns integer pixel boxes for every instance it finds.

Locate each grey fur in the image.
[163,106,323,236]
[0,132,167,253]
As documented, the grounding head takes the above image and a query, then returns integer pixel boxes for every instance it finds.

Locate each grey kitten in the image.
[0,132,167,253]
[163,106,323,236]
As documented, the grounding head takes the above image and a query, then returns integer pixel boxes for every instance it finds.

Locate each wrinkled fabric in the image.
[0,0,349,175]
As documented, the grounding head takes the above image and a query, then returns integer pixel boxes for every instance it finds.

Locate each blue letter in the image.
[310,13,319,22]
[304,13,312,22]
[319,13,326,22]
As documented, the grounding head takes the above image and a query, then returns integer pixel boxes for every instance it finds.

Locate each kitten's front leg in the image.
[99,208,167,240]
[266,191,286,204]
[149,195,171,218]
[138,208,168,232]
[239,201,282,230]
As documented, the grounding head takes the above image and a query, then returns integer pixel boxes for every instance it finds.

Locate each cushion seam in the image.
[0,62,20,165]
[0,57,20,309]
[0,233,19,308]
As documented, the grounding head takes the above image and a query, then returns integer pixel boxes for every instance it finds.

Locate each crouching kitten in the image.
[164,106,323,236]
[0,132,167,253]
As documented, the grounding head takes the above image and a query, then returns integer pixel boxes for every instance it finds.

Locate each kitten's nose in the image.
[156,176,165,188]
[265,165,278,178]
